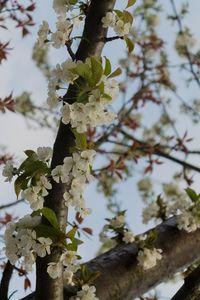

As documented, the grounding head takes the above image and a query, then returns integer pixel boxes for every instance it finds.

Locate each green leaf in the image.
[69,0,77,4]
[123,10,134,24]
[72,129,87,150]
[19,158,50,177]
[108,67,122,78]
[34,224,61,239]
[90,56,103,86]
[40,207,60,230]
[98,81,105,94]
[102,93,112,101]
[126,0,136,8]
[71,63,92,85]
[146,230,158,245]
[24,150,36,158]
[14,174,30,198]
[66,227,77,240]
[114,10,123,18]
[66,243,77,251]
[125,37,135,53]
[104,57,112,76]
[185,188,199,202]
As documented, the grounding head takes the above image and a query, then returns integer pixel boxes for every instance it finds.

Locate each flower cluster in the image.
[102,12,132,37]
[52,16,72,48]
[137,247,162,270]
[47,57,119,132]
[99,212,135,246]
[37,0,84,50]
[2,160,14,182]
[69,284,99,300]
[23,175,52,210]
[4,214,52,272]
[61,88,117,133]
[47,250,80,285]
[52,149,96,218]
[175,29,196,56]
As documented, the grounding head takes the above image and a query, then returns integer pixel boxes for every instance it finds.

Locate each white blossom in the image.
[104,79,119,100]
[70,284,99,300]
[142,202,160,224]
[36,237,52,257]
[102,12,116,28]
[51,165,70,183]
[37,146,53,162]
[47,262,62,279]
[114,20,131,37]
[53,0,71,15]
[51,16,72,48]
[137,248,162,270]
[37,21,50,45]
[110,215,125,229]
[2,161,14,182]
[63,269,74,285]
[177,211,199,233]
[60,250,77,266]
[35,175,52,196]
[122,230,135,244]
[61,103,71,124]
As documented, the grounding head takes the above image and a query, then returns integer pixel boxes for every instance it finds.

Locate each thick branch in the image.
[35,1,117,300]
[23,217,200,300]
[171,265,200,300]
[0,261,14,300]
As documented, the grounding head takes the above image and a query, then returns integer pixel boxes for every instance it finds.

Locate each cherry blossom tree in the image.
[1,0,200,300]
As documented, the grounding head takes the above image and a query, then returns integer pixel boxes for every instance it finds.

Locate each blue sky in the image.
[1,0,200,298]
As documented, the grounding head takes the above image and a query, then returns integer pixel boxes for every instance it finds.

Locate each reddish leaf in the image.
[24,277,31,291]
[0,42,10,64]
[26,3,36,11]
[76,212,83,224]
[82,227,93,235]
[0,93,15,113]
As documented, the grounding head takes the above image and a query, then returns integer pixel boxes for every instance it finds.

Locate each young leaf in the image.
[104,57,112,76]
[90,56,103,86]
[14,174,30,198]
[126,0,136,8]
[114,10,123,18]
[123,10,134,25]
[40,207,60,230]
[72,129,87,150]
[71,63,92,85]
[125,37,135,53]
[34,224,62,239]
[69,0,78,4]
[108,67,122,78]
[66,227,77,240]
[185,187,199,202]
[24,150,36,158]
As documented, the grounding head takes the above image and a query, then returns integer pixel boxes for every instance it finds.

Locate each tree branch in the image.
[171,265,200,300]
[22,217,200,300]
[0,261,14,300]
[0,199,24,211]
[35,1,117,300]
[121,130,200,174]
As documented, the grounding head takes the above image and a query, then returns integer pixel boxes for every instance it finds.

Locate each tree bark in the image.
[23,217,200,300]
[171,265,200,300]
[0,261,13,300]
[35,1,117,299]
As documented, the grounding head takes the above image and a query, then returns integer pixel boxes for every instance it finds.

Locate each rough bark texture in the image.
[171,265,200,300]
[0,261,13,300]
[23,217,200,300]
[35,1,117,299]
